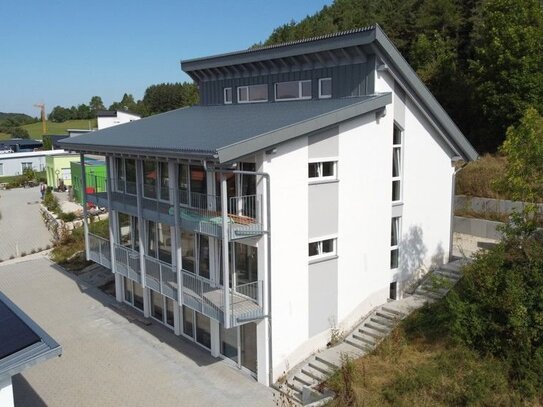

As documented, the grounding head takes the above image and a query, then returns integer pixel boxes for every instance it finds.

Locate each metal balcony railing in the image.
[144,255,178,300]
[180,269,264,326]
[114,244,142,283]
[88,233,111,269]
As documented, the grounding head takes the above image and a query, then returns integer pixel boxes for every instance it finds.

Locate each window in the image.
[0,163,3,176]
[392,124,403,202]
[319,78,332,98]
[275,80,312,101]
[237,84,268,103]
[390,216,401,269]
[224,87,232,104]
[308,238,337,260]
[21,162,33,172]
[308,161,337,181]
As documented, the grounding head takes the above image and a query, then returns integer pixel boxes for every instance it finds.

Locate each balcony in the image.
[181,270,265,327]
[88,235,264,326]
[144,255,178,301]
[88,233,111,269]
[114,244,142,284]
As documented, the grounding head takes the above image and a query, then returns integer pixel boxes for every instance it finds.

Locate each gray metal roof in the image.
[0,291,62,381]
[181,24,478,161]
[60,93,392,163]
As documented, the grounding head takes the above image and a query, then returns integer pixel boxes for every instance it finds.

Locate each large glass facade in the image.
[198,235,210,279]
[181,231,195,272]
[196,313,211,349]
[143,161,157,198]
[159,162,169,201]
[240,323,257,373]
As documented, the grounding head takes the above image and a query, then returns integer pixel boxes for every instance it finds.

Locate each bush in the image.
[418,209,543,398]
[58,212,76,222]
[43,190,60,213]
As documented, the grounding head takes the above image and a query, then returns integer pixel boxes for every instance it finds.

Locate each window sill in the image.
[308,178,339,186]
[309,254,338,265]
[392,201,404,207]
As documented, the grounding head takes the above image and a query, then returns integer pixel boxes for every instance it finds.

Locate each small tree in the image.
[496,107,543,203]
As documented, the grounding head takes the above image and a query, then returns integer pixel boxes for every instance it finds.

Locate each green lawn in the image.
[22,119,97,139]
[0,132,11,140]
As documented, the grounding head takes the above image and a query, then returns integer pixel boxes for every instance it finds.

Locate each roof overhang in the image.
[217,92,391,163]
[372,26,478,161]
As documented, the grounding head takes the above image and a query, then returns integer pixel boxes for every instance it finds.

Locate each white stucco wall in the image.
[0,150,71,177]
[261,136,310,380]
[97,111,140,130]
[264,67,456,381]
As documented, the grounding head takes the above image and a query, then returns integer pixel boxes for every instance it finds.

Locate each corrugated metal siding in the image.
[199,63,371,105]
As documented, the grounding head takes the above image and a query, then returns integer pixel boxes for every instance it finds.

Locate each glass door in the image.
[219,322,257,374]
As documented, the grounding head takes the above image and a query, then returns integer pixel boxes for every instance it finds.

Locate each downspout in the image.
[449,158,468,262]
[214,167,273,386]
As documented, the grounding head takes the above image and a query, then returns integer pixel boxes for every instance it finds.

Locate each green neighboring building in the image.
[71,158,106,204]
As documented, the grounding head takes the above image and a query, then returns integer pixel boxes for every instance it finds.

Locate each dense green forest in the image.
[259,0,543,153]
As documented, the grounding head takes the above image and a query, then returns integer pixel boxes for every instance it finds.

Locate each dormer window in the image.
[224,87,232,104]
[275,80,312,101]
[237,84,268,103]
[319,78,332,98]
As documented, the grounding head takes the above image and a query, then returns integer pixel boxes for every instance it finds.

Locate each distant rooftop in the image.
[96,110,141,118]
[0,291,61,381]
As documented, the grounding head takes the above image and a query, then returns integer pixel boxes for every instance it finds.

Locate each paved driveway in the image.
[0,187,52,260]
[0,256,275,407]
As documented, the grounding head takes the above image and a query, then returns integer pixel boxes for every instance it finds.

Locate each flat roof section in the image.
[0,291,62,381]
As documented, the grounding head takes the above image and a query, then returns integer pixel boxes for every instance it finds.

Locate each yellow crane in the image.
[34,103,47,134]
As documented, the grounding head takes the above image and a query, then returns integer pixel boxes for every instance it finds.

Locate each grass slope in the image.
[22,119,97,139]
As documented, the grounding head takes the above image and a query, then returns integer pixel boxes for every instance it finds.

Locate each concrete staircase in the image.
[273,260,465,406]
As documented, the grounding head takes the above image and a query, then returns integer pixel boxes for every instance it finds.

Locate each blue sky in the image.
[0,0,331,116]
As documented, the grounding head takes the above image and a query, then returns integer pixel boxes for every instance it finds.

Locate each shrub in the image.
[444,209,543,397]
[43,190,60,213]
[20,252,26,257]
[58,212,76,222]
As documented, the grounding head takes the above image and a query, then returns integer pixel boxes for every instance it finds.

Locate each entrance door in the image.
[220,322,257,374]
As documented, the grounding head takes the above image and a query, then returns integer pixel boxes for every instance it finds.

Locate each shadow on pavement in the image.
[48,261,219,370]
[12,374,48,407]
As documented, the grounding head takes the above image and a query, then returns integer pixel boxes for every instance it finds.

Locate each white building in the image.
[0,150,69,177]
[61,25,477,387]
[97,110,141,130]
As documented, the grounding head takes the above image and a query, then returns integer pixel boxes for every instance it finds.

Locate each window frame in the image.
[308,159,338,183]
[224,87,232,104]
[318,77,332,99]
[392,124,404,203]
[21,162,33,172]
[237,84,268,104]
[274,80,312,101]
[308,236,338,262]
[390,216,401,270]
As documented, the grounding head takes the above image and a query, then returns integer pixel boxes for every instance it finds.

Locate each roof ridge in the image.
[249,25,376,53]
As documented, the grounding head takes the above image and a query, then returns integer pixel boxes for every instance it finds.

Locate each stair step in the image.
[375,310,400,321]
[315,355,339,370]
[286,380,304,394]
[358,326,384,339]
[345,338,373,352]
[370,316,395,327]
[381,306,407,318]
[434,268,460,279]
[302,366,328,382]
[364,322,391,334]
[441,262,463,273]
[418,285,448,294]
[274,383,302,404]
[308,360,334,376]
[352,332,376,346]
[415,289,443,299]
[293,372,316,387]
